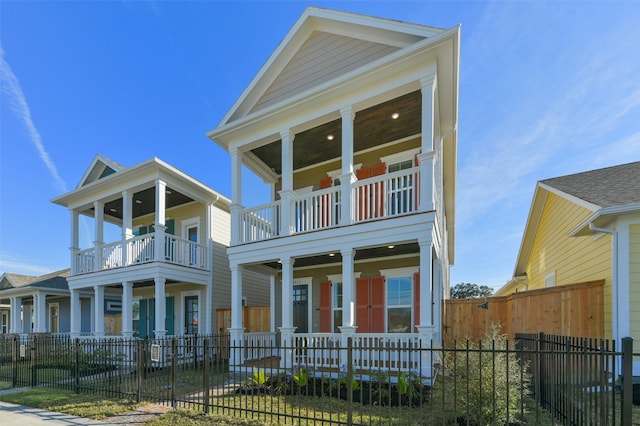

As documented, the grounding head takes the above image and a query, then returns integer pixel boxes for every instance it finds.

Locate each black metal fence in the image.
[0,333,636,425]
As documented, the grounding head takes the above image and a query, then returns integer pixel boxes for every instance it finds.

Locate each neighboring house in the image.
[51,154,270,338]
[497,162,640,371]
[207,7,460,375]
[0,269,94,335]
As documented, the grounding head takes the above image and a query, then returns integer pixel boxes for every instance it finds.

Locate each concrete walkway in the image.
[0,388,170,425]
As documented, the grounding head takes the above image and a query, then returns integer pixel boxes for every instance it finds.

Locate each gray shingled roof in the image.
[1,269,70,291]
[541,161,640,208]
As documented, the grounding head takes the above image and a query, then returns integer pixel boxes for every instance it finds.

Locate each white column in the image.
[154,277,166,337]
[94,201,104,271]
[280,257,294,329]
[270,275,276,334]
[279,257,296,369]
[122,190,133,266]
[230,147,243,245]
[339,107,356,226]
[70,289,80,337]
[154,180,167,262]
[69,209,79,275]
[279,130,294,236]
[33,293,46,333]
[419,73,437,212]
[93,286,105,336]
[122,282,133,337]
[10,297,21,334]
[229,264,244,366]
[340,248,356,329]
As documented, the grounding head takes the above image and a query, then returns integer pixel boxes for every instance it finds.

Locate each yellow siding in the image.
[133,202,205,240]
[525,193,612,338]
[629,225,640,350]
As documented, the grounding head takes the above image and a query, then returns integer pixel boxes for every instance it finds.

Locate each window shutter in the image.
[371,163,386,218]
[166,219,175,235]
[319,177,332,189]
[140,299,148,338]
[139,226,148,235]
[165,296,174,336]
[149,298,156,336]
[370,277,385,333]
[356,277,370,333]
[356,168,371,220]
[319,281,332,332]
[414,272,420,331]
[371,162,386,176]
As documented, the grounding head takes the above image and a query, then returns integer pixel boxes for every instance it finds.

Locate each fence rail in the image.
[0,333,635,425]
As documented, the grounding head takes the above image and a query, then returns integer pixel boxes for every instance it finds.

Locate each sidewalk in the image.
[0,388,170,425]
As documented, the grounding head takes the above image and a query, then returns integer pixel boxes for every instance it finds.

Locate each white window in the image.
[545,271,556,288]
[380,267,419,333]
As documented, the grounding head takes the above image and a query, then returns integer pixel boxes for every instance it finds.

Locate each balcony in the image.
[238,167,422,244]
[73,233,209,275]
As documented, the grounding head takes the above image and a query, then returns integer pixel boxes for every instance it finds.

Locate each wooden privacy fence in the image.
[216,306,270,333]
[443,280,604,346]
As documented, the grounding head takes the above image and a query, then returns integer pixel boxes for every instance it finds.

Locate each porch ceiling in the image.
[262,242,419,269]
[85,187,194,221]
[250,91,421,175]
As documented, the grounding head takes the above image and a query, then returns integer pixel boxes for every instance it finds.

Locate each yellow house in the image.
[496,161,640,370]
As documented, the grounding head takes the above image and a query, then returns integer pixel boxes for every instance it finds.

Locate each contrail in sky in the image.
[1,45,68,192]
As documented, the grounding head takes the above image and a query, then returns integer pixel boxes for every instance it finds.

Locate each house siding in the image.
[525,193,612,338]
[629,224,640,351]
[252,32,400,115]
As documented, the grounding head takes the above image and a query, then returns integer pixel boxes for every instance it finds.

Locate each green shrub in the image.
[441,325,531,425]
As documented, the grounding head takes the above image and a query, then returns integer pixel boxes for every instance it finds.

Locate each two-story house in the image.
[207,7,459,376]
[51,154,270,338]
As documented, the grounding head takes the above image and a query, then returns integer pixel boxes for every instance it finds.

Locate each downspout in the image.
[589,223,618,345]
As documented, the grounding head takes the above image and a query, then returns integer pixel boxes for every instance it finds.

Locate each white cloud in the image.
[0,46,68,193]
[0,254,55,276]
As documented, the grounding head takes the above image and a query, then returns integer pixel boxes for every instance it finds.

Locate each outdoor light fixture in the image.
[327,134,334,141]
[387,245,395,249]
[391,112,400,119]
[135,200,142,204]
[109,208,116,212]
[329,253,335,257]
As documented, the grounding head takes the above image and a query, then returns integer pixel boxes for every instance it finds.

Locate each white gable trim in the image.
[76,154,124,189]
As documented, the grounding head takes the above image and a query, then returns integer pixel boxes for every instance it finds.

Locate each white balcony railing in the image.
[72,233,208,275]
[237,167,420,244]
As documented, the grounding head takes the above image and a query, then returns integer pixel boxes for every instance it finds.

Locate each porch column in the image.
[154,180,167,262]
[69,209,79,275]
[229,264,244,366]
[154,277,166,337]
[339,106,356,226]
[33,293,46,333]
[9,297,21,334]
[122,282,133,337]
[269,275,276,334]
[279,130,294,236]
[93,285,105,337]
[122,190,133,266]
[230,147,243,245]
[340,248,356,330]
[418,238,433,329]
[94,201,104,271]
[70,289,80,337]
[279,257,296,369]
[419,72,437,212]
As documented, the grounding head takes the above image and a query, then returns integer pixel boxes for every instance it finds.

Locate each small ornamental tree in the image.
[441,325,531,425]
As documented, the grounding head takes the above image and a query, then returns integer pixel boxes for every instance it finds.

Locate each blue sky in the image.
[1,1,639,291]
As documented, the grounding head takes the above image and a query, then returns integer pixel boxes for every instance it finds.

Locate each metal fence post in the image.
[137,339,144,403]
[12,336,18,388]
[347,337,353,426]
[622,337,633,426]
[74,338,80,394]
[171,338,177,408]
[30,336,37,387]
[204,338,210,414]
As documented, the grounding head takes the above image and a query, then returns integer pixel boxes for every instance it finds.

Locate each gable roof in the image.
[77,154,125,189]
[512,161,640,278]
[0,269,70,293]
[541,161,640,208]
[218,7,446,127]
